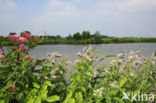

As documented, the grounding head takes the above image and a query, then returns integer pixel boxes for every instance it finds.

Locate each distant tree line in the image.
[0,30,156,45]
[41,31,108,40]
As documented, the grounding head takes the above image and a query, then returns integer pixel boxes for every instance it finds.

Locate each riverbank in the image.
[1,37,156,46]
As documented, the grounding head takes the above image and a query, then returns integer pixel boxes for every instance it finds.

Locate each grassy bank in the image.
[1,36,156,45]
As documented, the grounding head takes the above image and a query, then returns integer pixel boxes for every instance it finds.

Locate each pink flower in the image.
[16,37,27,44]
[0,51,5,58]
[18,44,26,53]
[21,32,31,40]
[8,35,14,41]
[33,36,38,42]
[25,55,33,62]
[0,51,4,55]
[8,34,19,43]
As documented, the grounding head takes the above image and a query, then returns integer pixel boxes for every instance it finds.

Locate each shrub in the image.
[0,32,155,103]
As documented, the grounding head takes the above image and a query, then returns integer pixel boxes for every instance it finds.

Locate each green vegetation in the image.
[0,33,156,102]
[1,31,156,45]
[0,44,156,102]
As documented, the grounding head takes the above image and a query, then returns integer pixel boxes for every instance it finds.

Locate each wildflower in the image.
[0,51,4,55]
[119,67,123,72]
[86,55,91,61]
[77,52,82,57]
[21,32,31,40]
[36,59,42,65]
[47,52,62,58]
[60,71,63,74]
[117,53,125,58]
[55,68,59,71]
[54,53,62,57]
[65,61,72,65]
[52,75,57,79]
[18,44,26,53]
[134,61,142,65]
[86,72,92,76]
[129,51,134,55]
[93,70,99,78]
[118,59,124,64]
[8,34,19,43]
[83,47,87,54]
[16,37,27,44]
[25,55,33,62]
[109,81,118,88]
[33,36,38,42]
[130,72,136,77]
[0,51,5,58]
[152,61,155,65]
[135,50,141,58]
[74,59,81,65]
[52,59,57,63]
[93,87,104,97]
[58,62,62,66]
[51,70,56,75]
[129,55,133,59]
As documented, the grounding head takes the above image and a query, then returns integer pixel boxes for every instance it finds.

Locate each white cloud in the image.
[27,0,156,37]
[0,0,17,11]
[45,0,77,16]
[1,0,156,37]
[0,0,17,20]
[96,0,156,16]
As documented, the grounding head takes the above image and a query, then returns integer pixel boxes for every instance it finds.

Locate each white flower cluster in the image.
[93,87,104,97]
[51,68,59,79]
[75,46,96,64]
[47,52,62,61]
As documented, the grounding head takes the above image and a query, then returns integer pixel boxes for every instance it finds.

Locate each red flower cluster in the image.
[0,51,5,58]
[25,55,33,62]
[8,34,20,43]
[33,36,38,42]
[8,32,32,44]
[21,32,31,40]
[18,44,26,53]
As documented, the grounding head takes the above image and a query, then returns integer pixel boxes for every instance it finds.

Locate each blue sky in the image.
[0,0,156,37]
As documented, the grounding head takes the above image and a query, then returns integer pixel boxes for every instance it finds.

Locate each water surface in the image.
[29,43,156,60]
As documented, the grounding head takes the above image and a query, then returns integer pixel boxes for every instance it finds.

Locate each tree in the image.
[82,31,91,39]
[93,31,102,39]
[56,35,62,39]
[73,32,81,40]
[66,34,73,40]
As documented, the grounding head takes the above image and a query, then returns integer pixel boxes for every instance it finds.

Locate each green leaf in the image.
[24,96,34,103]
[0,99,6,103]
[0,65,12,74]
[65,98,75,103]
[75,92,83,103]
[119,77,127,87]
[45,95,60,102]
[33,82,40,89]
[63,91,73,103]
[45,81,53,87]
[34,96,42,103]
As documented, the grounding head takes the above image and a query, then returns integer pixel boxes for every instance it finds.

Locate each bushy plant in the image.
[0,32,155,103]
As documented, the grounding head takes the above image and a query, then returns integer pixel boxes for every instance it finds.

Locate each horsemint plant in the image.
[0,31,156,103]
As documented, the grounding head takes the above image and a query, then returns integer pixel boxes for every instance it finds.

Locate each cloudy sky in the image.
[0,0,156,37]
